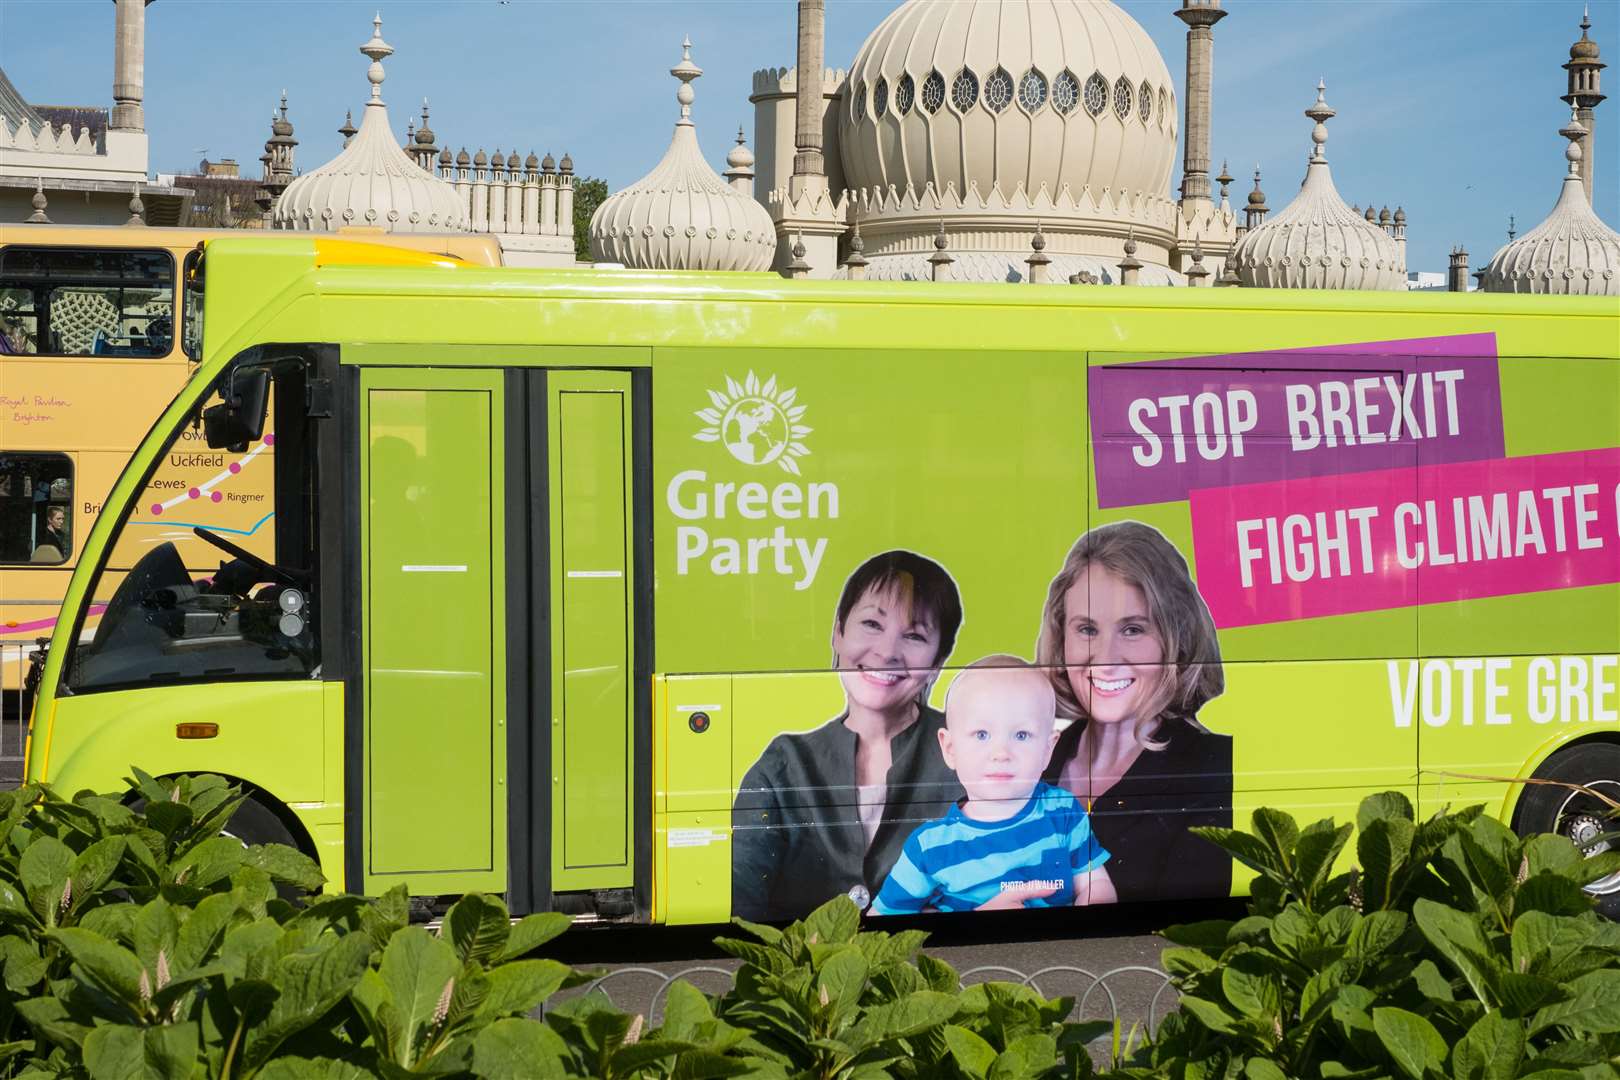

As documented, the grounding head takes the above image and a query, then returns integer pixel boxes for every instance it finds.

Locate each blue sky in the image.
[2,0,1614,273]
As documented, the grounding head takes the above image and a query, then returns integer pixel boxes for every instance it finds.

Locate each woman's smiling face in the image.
[1063,563,1165,725]
[833,584,940,715]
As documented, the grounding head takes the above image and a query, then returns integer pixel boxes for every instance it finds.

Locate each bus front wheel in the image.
[1515,741,1620,919]
[222,794,302,851]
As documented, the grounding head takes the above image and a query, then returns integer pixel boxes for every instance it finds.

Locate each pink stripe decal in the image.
[2,603,108,639]
[1189,448,1620,627]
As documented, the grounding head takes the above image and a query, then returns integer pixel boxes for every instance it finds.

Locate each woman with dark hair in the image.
[732,550,964,921]
[1035,521,1232,903]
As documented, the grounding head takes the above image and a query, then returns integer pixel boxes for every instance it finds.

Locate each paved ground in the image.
[545,897,1245,1038]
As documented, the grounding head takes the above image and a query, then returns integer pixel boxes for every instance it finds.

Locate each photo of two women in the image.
[730,521,1234,922]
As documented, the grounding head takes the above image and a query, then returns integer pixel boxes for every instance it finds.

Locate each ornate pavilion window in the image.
[852,82,867,123]
[921,70,946,114]
[895,73,915,115]
[1018,68,1047,112]
[1139,81,1153,123]
[874,76,889,118]
[1051,70,1080,115]
[1084,72,1108,117]
[983,67,1014,113]
[950,68,979,112]
[1113,76,1133,121]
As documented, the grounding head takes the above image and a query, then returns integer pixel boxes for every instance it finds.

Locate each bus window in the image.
[182,248,203,361]
[0,246,175,358]
[0,452,72,564]
[65,359,318,693]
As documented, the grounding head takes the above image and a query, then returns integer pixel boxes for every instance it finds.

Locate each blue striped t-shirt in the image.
[870,783,1109,914]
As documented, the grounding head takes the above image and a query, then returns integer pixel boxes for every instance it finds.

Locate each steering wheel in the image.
[192,527,307,589]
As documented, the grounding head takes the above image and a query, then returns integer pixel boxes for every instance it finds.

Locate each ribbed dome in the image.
[590,39,775,271]
[1481,109,1620,295]
[839,0,1178,201]
[275,16,465,233]
[1233,84,1403,291]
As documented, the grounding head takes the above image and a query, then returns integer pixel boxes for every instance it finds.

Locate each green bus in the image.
[23,235,1620,923]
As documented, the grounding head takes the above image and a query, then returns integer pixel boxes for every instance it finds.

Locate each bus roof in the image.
[3,223,502,267]
[197,234,1620,374]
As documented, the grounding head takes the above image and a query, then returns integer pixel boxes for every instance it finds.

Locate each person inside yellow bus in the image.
[0,317,31,354]
[38,505,68,559]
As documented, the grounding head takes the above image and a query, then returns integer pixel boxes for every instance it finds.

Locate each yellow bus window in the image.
[0,452,72,564]
[0,247,174,359]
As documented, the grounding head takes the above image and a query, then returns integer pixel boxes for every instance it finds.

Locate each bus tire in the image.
[1515,741,1620,919]
[222,794,301,852]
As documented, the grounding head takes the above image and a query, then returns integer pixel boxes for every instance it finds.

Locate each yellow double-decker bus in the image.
[0,224,500,733]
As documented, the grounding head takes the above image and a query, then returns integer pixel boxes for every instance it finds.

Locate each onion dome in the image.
[1571,8,1601,60]
[414,99,435,145]
[726,126,755,171]
[525,151,539,170]
[491,150,505,169]
[473,148,488,167]
[1247,167,1267,207]
[1481,107,1619,295]
[541,151,556,172]
[1231,83,1403,290]
[840,0,1178,200]
[456,147,470,166]
[275,15,465,232]
[271,92,295,139]
[438,147,452,167]
[559,152,573,175]
[589,38,775,271]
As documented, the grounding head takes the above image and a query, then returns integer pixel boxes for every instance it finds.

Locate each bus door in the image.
[357,369,507,898]
[541,371,637,909]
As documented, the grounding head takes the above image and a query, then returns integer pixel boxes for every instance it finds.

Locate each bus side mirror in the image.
[203,369,270,451]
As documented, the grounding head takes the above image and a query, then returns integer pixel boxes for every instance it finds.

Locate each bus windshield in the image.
[64,356,321,693]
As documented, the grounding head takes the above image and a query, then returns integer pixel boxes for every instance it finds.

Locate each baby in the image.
[871,656,1115,914]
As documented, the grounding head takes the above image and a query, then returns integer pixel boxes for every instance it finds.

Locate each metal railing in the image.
[560,962,1177,1058]
[0,640,37,787]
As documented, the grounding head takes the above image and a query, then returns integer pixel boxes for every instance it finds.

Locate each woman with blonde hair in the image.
[1035,521,1231,902]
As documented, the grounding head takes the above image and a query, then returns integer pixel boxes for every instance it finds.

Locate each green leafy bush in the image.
[0,775,1126,1080]
[1116,791,1620,1080]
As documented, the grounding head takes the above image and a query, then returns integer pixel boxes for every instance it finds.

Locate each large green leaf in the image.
[801,896,861,947]
[373,926,461,1068]
[816,946,870,1026]
[246,844,325,892]
[1372,1006,1446,1080]
[1347,911,1409,964]
[1512,874,1594,919]
[477,958,574,1019]
[240,931,373,1071]
[81,1023,145,1080]
[20,835,73,927]
[68,837,126,906]
[48,927,147,1012]
[497,911,571,962]
[944,1025,997,1077]
[256,1057,380,1080]
[445,893,511,967]
[1412,900,1499,1007]
[1529,969,1620,1036]
[1450,1012,1523,1080]
[1358,792,1416,832]
[1358,817,1416,911]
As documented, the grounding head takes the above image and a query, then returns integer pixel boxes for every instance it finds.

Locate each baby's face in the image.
[939,672,1059,807]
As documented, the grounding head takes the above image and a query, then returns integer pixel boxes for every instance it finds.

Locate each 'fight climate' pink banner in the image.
[1189,447,1620,628]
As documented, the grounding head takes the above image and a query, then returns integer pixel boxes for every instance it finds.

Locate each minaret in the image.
[1175,0,1226,206]
[1563,5,1605,205]
[111,0,151,131]
[1447,246,1470,292]
[724,126,756,196]
[791,0,827,197]
[1244,166,1268,230]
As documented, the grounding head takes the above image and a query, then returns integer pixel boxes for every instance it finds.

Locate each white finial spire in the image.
[1561,105,1588,179]
[360,12,394,103]
[1305,79,1335,163]
[671,36,702,126]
